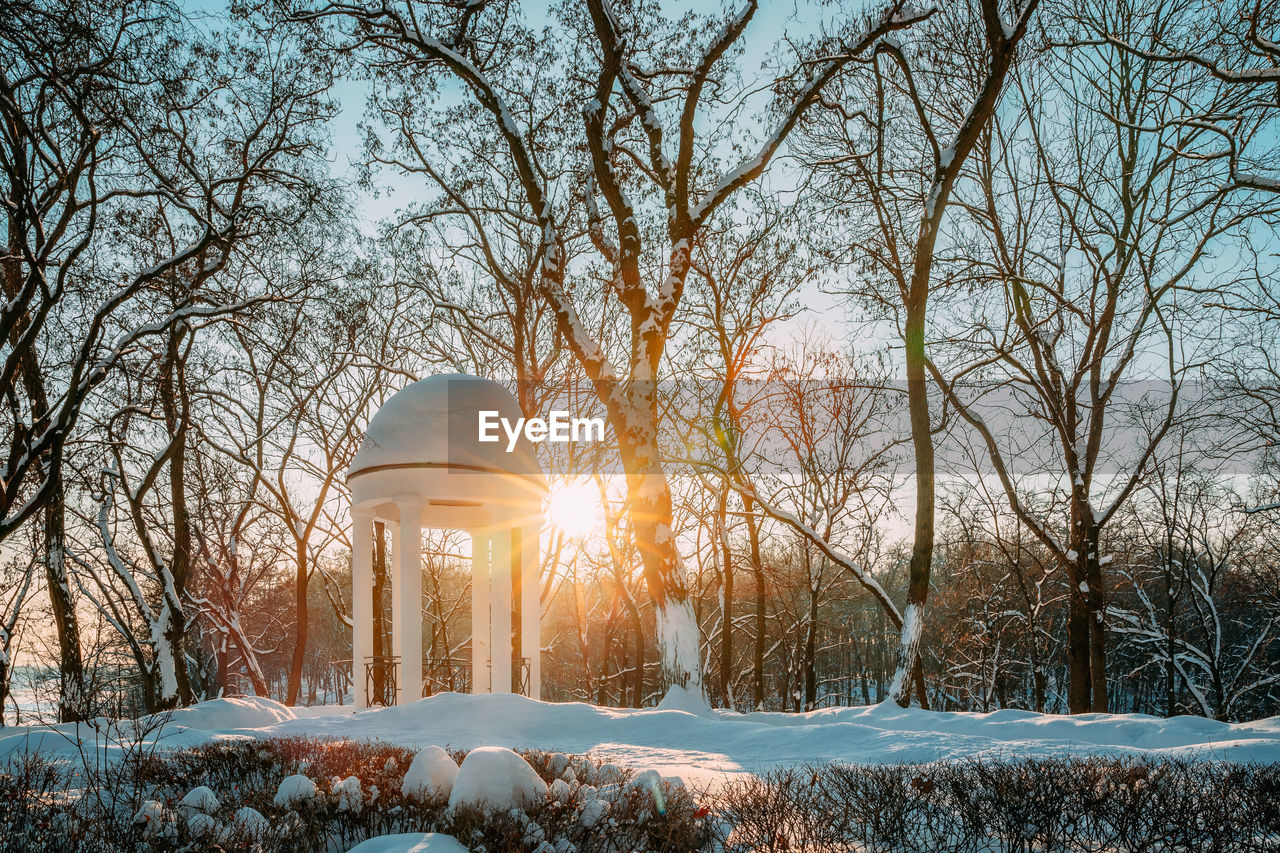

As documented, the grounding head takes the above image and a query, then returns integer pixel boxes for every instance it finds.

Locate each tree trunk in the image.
[618,420,700,695]
[215,632,229,696]
[4,235,86,723]
[287,539,308,705]
[912,657,930,710]
[889,282,933,707]
[159,328,195,707]
[1085,524,1107,712]
[573,571,592,700]
[1164,560,1177,716]
[595,605,618,705]
[45,483,87,722]
[1029,640,1047,713]
[743,495,767,710]
[0,654,9,726]
[716,486,734,707]
[804,580,819,711]
[1065,500,1105,714]
[613,572,645,708]
[511,526,523,693]
[1064,509,1092,712]
[631,605,645,707]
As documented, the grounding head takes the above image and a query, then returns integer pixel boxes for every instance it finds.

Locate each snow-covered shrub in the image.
[576,785,609,828]
[595,762,624,785]
[274,773,318,807]
[444,748,707,852]
[0,751,62,842]
[0,736,709,851]
[233,804,270,838]
[332,774,364,812]
[177,784,219,815]
[179,738,704,852]
[548,778,572,804]
[401,745,459,802]
[4,740,1278,852]
[131,800,175,841]
[5,733,706,850]
[448,746,548,811]
[185,810,220,839]
[706,756,1280,853]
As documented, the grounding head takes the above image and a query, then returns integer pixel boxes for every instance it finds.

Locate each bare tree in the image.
[211,274,394,705]
[676,204,803,707]
[1081,0,1280,194]
[927,0,1278,711]
[1,0,333,718]
[301,0,927,693]
[188,449,288,699]
[86,317,206,711]
[0,551,33,724]
[764,347,898,711]
[1112,456,1280,720]
[936,475,1065,712]
[796,0,1041,705]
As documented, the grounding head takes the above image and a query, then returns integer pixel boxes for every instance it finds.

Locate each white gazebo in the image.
[347,374,544,706]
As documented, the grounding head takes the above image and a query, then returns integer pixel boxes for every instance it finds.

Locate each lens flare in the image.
[545,479,603,538]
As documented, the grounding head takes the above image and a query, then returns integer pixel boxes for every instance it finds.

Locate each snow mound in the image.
[186,812,219,838]
[233,806,269,837]
[447,746,548,811]
[162,696,295,730]
[13,691,1280,794]
[402,745,459,802]
[629,767,684,791]
[548,778,572,803]
[656,684,714,716]
[577,785,608,828]
[348,833,468,853]
[132,800,171,840]
[595,762,624,784]
[178,785,219,814]
[331,774,363,812]
[274,773,317,807]
[628,766,684,813]
[629,768,665,791]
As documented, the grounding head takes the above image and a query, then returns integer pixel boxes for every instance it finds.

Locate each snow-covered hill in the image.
[3,692,1277,785]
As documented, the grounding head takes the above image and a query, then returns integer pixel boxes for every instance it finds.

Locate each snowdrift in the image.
[2,692,1277,785]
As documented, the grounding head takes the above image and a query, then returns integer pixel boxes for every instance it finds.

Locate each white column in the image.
[490,529,513,694]
[394,500,423,703]
[387,521,400,701]
[351,507,374,708]
[471,533,491,694]
[520,524,541,700]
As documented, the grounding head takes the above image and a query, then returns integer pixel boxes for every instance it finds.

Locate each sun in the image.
[545,479,603,538]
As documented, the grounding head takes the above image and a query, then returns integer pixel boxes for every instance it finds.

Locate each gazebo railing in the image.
[419,656,531,697]
[364,654,532,702]
[423,657,472,696]
[517,656,531,696]
[364,655,400,707]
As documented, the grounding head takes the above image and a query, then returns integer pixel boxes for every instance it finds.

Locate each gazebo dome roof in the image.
[348,373,539,479]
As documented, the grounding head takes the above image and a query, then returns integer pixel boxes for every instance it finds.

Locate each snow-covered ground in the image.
[2,692,1278,787]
